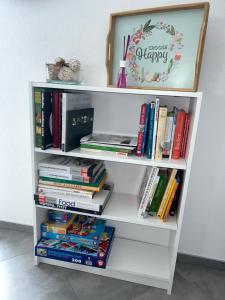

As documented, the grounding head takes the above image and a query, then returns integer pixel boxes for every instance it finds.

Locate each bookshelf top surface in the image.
[31,82,202,98]
[35,147,187,170]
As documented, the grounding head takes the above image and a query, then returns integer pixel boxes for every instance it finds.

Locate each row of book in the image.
[35,155,113,215]
[80,133,137,157]
[136,99,191,160]
[35,210,114,268]
[138,167,181,221]
[35,89,94,151]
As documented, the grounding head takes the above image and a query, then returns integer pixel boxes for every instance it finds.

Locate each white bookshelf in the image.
[30,82,202,294]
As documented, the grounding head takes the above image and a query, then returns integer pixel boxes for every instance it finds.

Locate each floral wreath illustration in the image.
[127,19,184,83]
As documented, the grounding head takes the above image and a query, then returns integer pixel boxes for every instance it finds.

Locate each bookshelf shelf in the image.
[30,82,202,294]
[38,237,170,288]
[35,147,187,170]
[36,192,177,230]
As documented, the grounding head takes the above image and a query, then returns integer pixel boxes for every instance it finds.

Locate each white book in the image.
[38,185,94,199]
[61,93,91,151]
[151,97,160,159]
[139,168,159,217]
[137,167,159,217]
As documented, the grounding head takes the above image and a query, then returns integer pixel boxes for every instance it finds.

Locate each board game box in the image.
[41,215,106,250]
[36,226,115,269]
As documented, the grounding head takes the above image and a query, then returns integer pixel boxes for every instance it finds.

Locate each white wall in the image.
[0,0,224,261]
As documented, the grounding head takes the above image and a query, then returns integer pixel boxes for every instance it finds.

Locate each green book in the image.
[39,169,106,188]
[34,88,42,147]
[80,143,132,153]
[148,174,168,215]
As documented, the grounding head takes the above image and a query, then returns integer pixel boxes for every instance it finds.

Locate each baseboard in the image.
[0,220,33,233]
[0,221,224,270]
[177,253,225,271]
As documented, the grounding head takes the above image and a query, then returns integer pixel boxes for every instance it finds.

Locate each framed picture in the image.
[106,2,209,91]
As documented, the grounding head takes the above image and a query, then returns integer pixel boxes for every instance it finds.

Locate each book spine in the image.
[137,167,159,217]
[146,102,155,159]
[61,93,66,151]
[142,174,160,217]
[41,91,53,150]
[169,107,178,159]
[160,178,177,219]
[151,98,159,159]
[136,104,147,157]
[163,180,179,221]
[39,171,92,183]
[38,185,94,198]
[141,104,150,155]
[58,92,62,147]
[34,88,42,147]
[162,113,174,157]
[148,176,168,215]
[80,147,129,157]
[155,106,168,160]
[80,144,131,153]
[157,169,177,217]
[52,92,60,148]
[180,113,191,158]
[41,91,45,149]
[172,111,186,159]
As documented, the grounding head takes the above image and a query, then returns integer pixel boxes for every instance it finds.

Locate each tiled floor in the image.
[0,228,225,300]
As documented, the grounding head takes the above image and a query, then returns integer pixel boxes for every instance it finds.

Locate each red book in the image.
[136,104,147,157]
[52,92,61,148]
[180,113,191,158]
[172,110,186,159]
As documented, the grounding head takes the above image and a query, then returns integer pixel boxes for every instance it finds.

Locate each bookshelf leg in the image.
[34,256,40,266]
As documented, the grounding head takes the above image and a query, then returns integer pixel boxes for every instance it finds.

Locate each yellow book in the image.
[163,181,179,222]
[155,107,168,160]
[157,169,177,218]
[160,179,177,219]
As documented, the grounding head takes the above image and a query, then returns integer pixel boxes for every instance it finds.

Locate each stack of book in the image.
[80,133,137,157]
[137,167,182,221]
[35,155,114,215]
[35,210,115,269]
[136,99,191,160]
[34,88,94,152]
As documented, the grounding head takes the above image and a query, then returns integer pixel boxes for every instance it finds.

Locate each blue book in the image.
[147,102,156,158]
[141,103,150,155]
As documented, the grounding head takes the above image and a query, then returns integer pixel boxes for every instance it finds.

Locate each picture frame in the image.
[106,2,209,91]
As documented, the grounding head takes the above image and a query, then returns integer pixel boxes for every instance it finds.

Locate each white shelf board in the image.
[31,81,202,98]
[36,192,177,230]
[35,147,187,170]
[38,237,170,289]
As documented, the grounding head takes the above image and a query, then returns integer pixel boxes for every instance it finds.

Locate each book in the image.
[63,108,94,152]
[146,102,155,159]
[151,97,159,159]
[162,112,174,157]
[155,106,168,160]
[157,169,177,218]
[180,113,191,158]
[81,133,137,148]
[38,156,103,177]
[34,88,42,147]
[35,226,115,269]
[39,165,105,184]
[61,93,91,151]
[137,167,159,217]
[80,147,130,157]
[141,103,150,155]
[169,171,183,216]
[41,90,53,150]
[160,178,177,219]
[80,143,134,153]
[136,103,147,156]
[172,110,186,159]
[52,92,61,148]
[35,183,114,215]
[162,177,180,221]
[148,170,168,215]
[142,175,160,217]
[169,107,178,159]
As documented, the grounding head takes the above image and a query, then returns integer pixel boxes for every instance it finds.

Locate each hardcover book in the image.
[34,88,42,147]
[146,102,155,159]
[41,90,53,150]
[155,106,168,160]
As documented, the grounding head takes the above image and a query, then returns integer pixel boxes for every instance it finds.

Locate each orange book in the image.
[172,110,186,159]
[162,180,179,221]
[159,179,176,219]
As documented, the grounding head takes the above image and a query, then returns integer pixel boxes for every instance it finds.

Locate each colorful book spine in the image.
[38,185,94,199]
[157,169,177,218]
[155,106,168,160]
[141,104,150,155]
[146,102,155,159]
[172,110,186,159]
[180,113,191,158]
[52,92,61,148]
[162,112,174,157]
[142,175,160,217]
[148,175,168,215]
[160,178,177,219]
[41,91,53,150]
[163,179,180,221]
[151,98,159,159]
[136,104,147,157]
[169,107,178,159]
[34,88,42,147]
